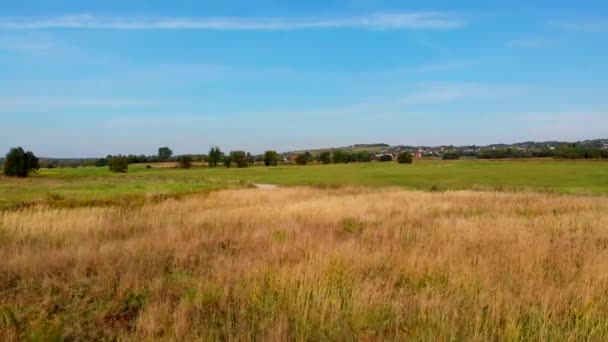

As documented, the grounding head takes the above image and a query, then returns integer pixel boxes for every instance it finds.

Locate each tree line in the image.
[4,142,605,178]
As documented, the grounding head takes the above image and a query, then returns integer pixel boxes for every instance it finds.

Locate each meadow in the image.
[0,159,607,209]
[1,159,608,340]
[2,187,608,340]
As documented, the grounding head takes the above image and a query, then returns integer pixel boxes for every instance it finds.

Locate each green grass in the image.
[1,159,607,209]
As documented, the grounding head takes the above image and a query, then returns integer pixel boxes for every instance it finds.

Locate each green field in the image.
[1,159,607,209]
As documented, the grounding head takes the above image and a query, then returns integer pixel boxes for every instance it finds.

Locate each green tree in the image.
[223,155,232,168]
[158,147,173,161]
[230,151,248,168]
[379,154,393,162]
[397,152,413,164]
[295,153,308,165]
[2,147,39,177]
[94,158,108,167]
[357,151,373,162]
[177,155,193,169]
[208,146,222,167]
[319,151,331,164]
[333,150,349,164]
[108,156,129,173]
[264,150,279,166]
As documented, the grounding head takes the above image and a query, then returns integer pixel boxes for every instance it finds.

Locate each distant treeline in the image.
[476,146,608,160]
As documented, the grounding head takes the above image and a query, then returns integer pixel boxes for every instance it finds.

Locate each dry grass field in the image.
[2,187,608,340]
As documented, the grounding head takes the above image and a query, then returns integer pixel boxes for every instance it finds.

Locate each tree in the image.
[223,155,232,168]
[397,152,413,164]
[333,150,350,164]
[95,158,108,167]
[177,155,193,169]
[230,151,248,168]
[158,147,173,161]
[319,151,331,164]
[379,154,393,162]
[295,153,308,165]
[356,151,373,162]
[108,156,129,173]
[264,150,279,166]
[208,147,222,167]
[2,147,39,177]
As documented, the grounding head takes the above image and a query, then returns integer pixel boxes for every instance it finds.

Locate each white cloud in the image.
[549,21,608,32]
[104,115,219,127]
[505,39,547,48]
[0,13,465,31]
[398,82,528,105]
[0,97,182,110]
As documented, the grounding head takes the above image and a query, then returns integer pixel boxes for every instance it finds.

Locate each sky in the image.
[1,1,607,157]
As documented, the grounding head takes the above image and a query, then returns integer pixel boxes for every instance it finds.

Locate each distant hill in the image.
[285,139,608,155]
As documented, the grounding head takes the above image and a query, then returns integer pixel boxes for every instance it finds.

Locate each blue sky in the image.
[1,1,607,157]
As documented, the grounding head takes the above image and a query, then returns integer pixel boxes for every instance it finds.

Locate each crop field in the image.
[2,187,608,340]
[0,159,607,209]
[1,159,608,340]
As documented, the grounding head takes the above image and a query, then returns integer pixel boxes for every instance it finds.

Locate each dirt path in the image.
[253,183,279,189]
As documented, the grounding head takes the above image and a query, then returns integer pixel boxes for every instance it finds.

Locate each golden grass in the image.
[1,187,608,340]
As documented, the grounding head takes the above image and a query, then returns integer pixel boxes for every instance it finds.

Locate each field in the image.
[1,159,607,209]
[2,159,608,340]
[2,187,608,340]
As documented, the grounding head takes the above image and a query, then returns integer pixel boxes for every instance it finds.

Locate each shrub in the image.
[230,151,248,168]
[397,152,413,164]
[379,154,393,162]
[264,150,279,166]
[295,154,308,165]
[95,158,108,167]
[319,151,331,164]
[2,147,39,177]
[442,152,460,160]
[333,150,350,164]
[108,156,129,173]
[177,155,193,169]
[223,155,232,168]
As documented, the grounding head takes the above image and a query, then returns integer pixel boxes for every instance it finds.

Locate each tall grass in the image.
[1,187,608,340]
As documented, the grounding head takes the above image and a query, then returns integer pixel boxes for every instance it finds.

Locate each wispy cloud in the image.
[524,111,608,141]
[0,97,183,110]
[0,13,466,31]
[104,115,218,127]
[505,39,547,48]
[549,20,608,32]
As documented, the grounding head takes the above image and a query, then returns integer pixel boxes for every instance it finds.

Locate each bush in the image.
[295,154,308,165]
[442,152,460,160]
[319,151,331,164]
[223,155,232,168]
[356,151,373,162]
[108,156,129,173]
[379,154,393,162]
[2,147,39,177]
[177,155,193,169]
[397,152,413,164]
[95,158,108,167]
[263,150,279,166]
[333,150,350,164]
[230,151,248,168]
